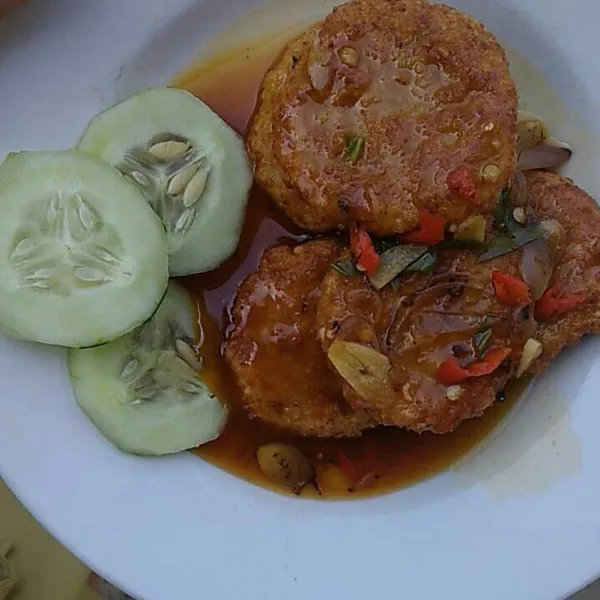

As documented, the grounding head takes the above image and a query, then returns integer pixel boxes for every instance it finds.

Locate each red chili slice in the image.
[436,347,511,385]
[535,285,587,320]
[447,166,478,204]
[350,225,380,277]
[491,270,531,307]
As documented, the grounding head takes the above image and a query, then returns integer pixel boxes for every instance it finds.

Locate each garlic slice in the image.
[517,338,543,377]
[519,138,572,171]
[328,340,395,404]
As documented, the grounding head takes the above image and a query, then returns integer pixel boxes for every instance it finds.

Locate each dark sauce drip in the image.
[173,34,525,499]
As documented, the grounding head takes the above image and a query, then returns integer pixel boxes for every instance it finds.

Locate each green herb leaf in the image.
[495,187,526,235]
[493,188,512,231]
[391,252,436,289]
[477,229,538,262]
[331,257,359,278]
[477,236,517,262]
[389,277,402,292]
[439,238,487,251]
[369,244,427,290]
[479,188,539,262]
[473,327,493,358]
[373,235,399,254]
[406,251,437,273]
[345,135,364,162]
[513,226,538,245]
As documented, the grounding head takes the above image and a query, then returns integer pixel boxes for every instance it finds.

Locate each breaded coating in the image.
[248,29,318,229]
[316,250,536,433]
[524,171,600,372]
[224,239,376,437]
[248,0,517,235]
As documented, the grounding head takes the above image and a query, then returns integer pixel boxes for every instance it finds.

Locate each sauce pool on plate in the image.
[172,33,526,499]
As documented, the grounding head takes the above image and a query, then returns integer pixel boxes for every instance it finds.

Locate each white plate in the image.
[1,1,600,599]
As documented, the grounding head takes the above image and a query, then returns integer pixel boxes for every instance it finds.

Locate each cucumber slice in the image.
[77,87,253,276]
[0,150,168,348]
[68,282,228,456]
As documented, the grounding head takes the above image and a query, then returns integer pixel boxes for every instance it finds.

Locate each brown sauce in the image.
[172,33,525,499]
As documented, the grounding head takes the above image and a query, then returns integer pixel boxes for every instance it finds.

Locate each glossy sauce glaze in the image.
[258,3,517,238]
[173,33,525,499]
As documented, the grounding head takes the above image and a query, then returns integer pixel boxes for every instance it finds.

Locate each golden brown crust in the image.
[248,0,517,235]
[525,171,600,373]
[223,239,376,437]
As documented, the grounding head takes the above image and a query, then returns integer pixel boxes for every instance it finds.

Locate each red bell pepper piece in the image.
[447,166,478,204]
[436,347,511,385]
[491,270,531,307]
[350,225,380,277]
[535,285,587,320]
[404,210,446,245]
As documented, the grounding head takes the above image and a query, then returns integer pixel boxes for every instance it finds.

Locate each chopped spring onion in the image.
[345,135,364,162]
[473,327,493,359]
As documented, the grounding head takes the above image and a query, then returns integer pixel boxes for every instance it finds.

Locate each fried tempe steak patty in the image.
[248,0,518,235]
[315,172,600,433]
[524,171,600,372]
[316,249,535,434]
[224,239,376,437]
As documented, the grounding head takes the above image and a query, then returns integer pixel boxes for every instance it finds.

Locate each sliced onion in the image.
[368,244,427,290]
[309,62,331,90]
[518,137,572,171]
[509,170,528,207]
[520,237,553,300]
[536,218,565,249]
[516,110,572,171]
